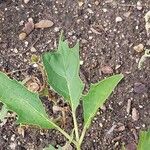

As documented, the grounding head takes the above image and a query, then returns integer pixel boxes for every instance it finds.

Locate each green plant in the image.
[0,33,123,150]
[137,130,150,150]
[122,130,150,150]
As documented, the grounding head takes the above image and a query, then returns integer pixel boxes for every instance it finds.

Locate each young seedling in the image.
[0,33,123,150]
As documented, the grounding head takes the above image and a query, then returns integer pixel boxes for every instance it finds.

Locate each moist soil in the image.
[0,0,150,150]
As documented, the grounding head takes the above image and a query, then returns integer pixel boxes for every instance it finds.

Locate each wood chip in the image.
[90,27,101,34]
[126,99,132,114]
[19,32,27,40]
[144,11,150,36]
[35,20,54,29]
[133,44,144,53]
[132,108,139,121]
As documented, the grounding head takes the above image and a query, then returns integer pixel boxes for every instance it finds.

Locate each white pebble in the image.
[89,36,93,40]
[24,0,30,4]
[30,47,36,52]
[80,60,84,65]
[102,8,107,12]
[14,48,18,53]
[19,20,24,26]
[9,143,16,150]
[115,16,123,22]
[33,63,38,68]
[54,27,60,32]
[24,41,29,47]
[137,1,142,10]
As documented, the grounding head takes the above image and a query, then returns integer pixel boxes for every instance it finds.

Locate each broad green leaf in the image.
[42,34,84,111]
[83,74,123,127]
[0,104,8,121]
[0,72,54,129]
[137,130,150,150]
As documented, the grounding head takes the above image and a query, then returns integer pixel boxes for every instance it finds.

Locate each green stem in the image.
[51,121,78,146]
[76,144,81,150]
[79,125,87,146]
[72,111,79,142]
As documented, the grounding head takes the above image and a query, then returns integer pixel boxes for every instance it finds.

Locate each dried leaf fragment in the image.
[101,66,113,74]
[133,44,144,53]
[25,76,41,92]
[22,20,34,34]
[144,11,150,36]
[19,32,27,40]
[35,20,54,29]
[132,108,139,121]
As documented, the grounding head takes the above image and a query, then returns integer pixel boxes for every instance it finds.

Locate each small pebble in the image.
[133,44,144,53]
[80,60,84,65]
[101,66,113,74]
[35,20,54,29]
[24,41,29,47]
[102,8,107,12]
[13,48,18,53]
[137,1,142,10]
[19,20,24,26]
[30,46,36,52]
[132,108,139,121]
[54,27,60,32]
[115,17,123,22]
[9,143,16,150]
[78,1,84,7]
[24,0,30,4]
[19,32,27,40]
[133,82,147,94]
[95,1,99,5]
[87,8,93,14]
[123,12,131,18]
[117,125,125,131]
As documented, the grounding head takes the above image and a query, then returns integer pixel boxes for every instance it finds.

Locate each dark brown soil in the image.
[0,0,150,150]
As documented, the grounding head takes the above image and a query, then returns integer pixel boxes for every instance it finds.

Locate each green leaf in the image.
[137,130,150,150]
[0,72,54,129]
[0,104,8,121]
[42,33,84,111]
[83,74,123,127]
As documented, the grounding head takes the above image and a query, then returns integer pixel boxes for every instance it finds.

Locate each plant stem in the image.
[79,125,87,146]
[51,121,78,146]
[72,111,80,142]
[76,144,81,150]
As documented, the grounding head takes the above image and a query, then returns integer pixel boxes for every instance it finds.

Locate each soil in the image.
[0,0,150,150]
